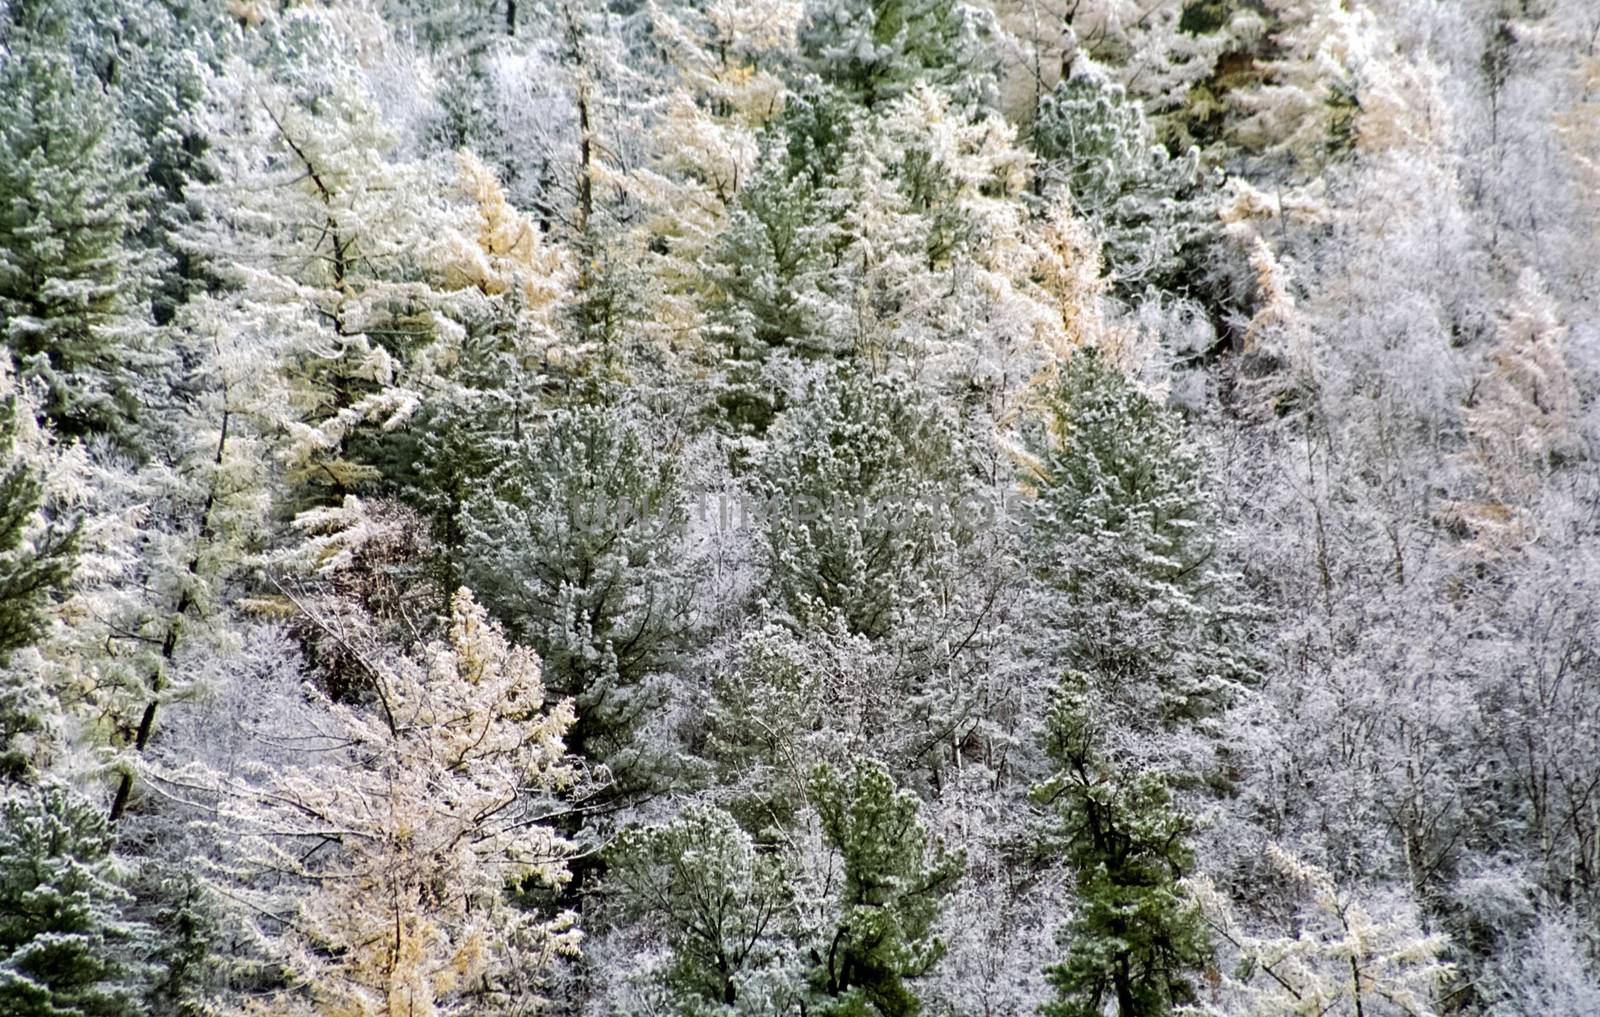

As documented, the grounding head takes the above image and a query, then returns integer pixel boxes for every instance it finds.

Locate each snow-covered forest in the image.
[2,0,1599,1014]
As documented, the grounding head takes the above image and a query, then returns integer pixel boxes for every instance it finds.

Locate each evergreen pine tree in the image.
[1031,74,1213,297]
[1023,347,1248,727]
[801,0,997,111]
[751,369,975,640]
[0,366,77,784]
[1032,681,1209,1017]
[459,405,692,801]
[0,378,75,665]
[806,758,963,1016]
[0,5,160,443]
[0,785,153,1017]
[607,805,797,1013]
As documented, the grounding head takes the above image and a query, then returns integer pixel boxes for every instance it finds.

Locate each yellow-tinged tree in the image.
[1189,845,1455,1017]
[630,0,803,352]
[162,589,579,1017]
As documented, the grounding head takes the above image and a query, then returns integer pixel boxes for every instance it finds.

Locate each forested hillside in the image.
[2,1,1599,1014]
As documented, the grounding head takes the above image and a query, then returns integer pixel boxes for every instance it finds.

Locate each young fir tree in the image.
[0,785,153,1017]
[1031,679,1210,1017]
[805,757,964,1016]
[459,405,692,801]
[0,5,160,444]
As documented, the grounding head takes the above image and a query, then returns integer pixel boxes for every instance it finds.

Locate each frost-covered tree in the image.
[1190,844,1455,1017]
[803,757,964,1016]
[630,1,802,353]
[0,785,153,1017]
[704,619,840,831]
[1032,679,1209,1017]
[0,371,76,667]
[1030,73,1213,296]
[751,369,978,640]
[607,804,798,1013]
[460,406,692,799]
[187,6,462,506]
[802,0,998,110]
[0,368,77,784]
[162,588,578,1017]
[1022,347,1249,730]
[1450,268,1582,549]
[0,5,160,443]
[700,87,857,435]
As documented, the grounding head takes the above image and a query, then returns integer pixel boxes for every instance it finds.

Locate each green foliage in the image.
[140,870,216,1017]
[703,92,858,436]
[802,0,996,111]
[705,622,829,833]
[1033,683,1209,1017]
[807,758,963,1016]
[41,0,231,319]
[708,164,840,358]
[0,394,75,666]
[0,786,153,1017]
[1031,76,1212,297]
[0,6,160,443]
[607,805,797,1014]
[0,389,76,784]
[752,370,977,639]
[372,303,549,573]
[1024,348,1247,723]
[460,406,691,796]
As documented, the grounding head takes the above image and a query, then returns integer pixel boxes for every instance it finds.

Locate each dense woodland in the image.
[2,0,1599,1014]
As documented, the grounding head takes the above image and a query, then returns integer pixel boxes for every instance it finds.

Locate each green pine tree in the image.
[1031,75,1214,298]
[607,805,797,1014]
[0,389,75,666]
[0,6,160,443]
[459,405,692,801]
[1032,681,1210,1017]
[0,373,77,784]
[807,758,963,1016]
[1024,347,1249,725]
[802,0,996,111]
[752,369,976,640]
[0,786,153,1017]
